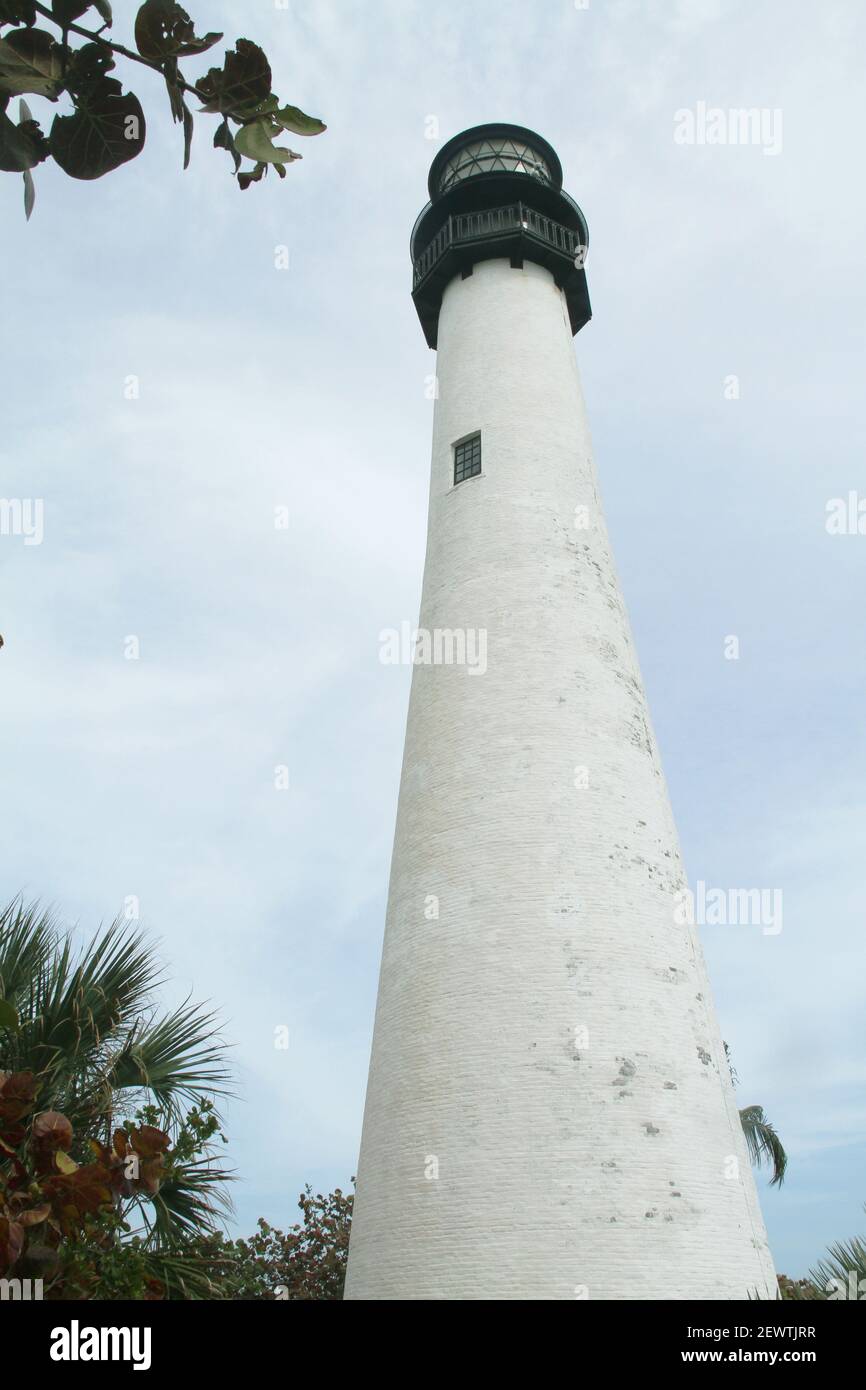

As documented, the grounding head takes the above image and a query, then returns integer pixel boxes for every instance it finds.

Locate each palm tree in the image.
[0,896,234,1294]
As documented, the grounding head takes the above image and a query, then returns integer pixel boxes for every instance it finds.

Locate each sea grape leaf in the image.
[0,27,63,98]
[273,104,326,137]
[0,3,38,27]
[234,115,299,166]
[237,159,265,191]
[50,86,145,178]
[32,1110,74,1150]
[197,38,271,120]
[181,96,192,167]
[135,0,221,61]
[213,114,239,172]
[51,1,96,25]
[64,40,115,92]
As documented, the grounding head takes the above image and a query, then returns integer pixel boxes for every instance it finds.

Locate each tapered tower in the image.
[345,125,776,1300]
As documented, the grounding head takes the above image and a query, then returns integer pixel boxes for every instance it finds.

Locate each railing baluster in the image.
[414,201,582,283]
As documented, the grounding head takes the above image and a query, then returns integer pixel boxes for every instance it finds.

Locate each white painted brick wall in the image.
[345,259,777,1300]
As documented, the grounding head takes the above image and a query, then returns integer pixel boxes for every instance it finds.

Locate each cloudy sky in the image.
[2,0,864,1280]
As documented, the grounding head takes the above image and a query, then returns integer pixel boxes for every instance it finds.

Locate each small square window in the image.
[454,433,481,485]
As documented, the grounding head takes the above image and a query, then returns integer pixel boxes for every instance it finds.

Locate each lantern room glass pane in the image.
[439,138,552,192]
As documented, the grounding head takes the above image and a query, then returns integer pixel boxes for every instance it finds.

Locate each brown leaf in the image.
[42,1165,112,1234]
[0,1071,36,1124]
[136,1155,165,1195]
[129,1124,170,1157]
[32,1110,73,1151]
[0,1216,24,1274]
[17,1203,51,1227]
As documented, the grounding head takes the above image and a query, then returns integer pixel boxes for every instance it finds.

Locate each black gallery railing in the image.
[412,202,583,288]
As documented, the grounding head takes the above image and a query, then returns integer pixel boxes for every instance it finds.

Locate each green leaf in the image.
[213,115,238,173]
[0,997,18,1029]
[19,93,34,215]
[64,41,115,92]
[181,97,192,169]
[236,160,265,191]
[50,3,112,25]
[49,87,145,179]
[0,27,63,98]
[197,38,271,120]
[273,104,326,137]
[234,116,299,166]
[51,0,94,24]
[0,3,38,26]
[0,99,46,170]
[134,1,221,61]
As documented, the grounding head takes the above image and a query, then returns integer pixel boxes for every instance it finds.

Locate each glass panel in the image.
[440,138,551,191]
[454,435,482,484]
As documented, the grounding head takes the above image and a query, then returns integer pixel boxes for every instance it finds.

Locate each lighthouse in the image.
[345,125,776,1300]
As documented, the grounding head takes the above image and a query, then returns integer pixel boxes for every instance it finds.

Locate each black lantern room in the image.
[410,123,591,348]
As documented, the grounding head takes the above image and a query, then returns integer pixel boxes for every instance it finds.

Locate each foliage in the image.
[0,897,233,1297]
[777,1273,823,1300]
[0,2,326,218]
[808,1208,866,1301]
[739,1105,787,1188]
[725,1042,788,1187]
[0,1072,231,1296]
[187,1184,354,1300]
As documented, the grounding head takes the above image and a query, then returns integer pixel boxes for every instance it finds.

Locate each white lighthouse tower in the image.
[345,125,776,1300]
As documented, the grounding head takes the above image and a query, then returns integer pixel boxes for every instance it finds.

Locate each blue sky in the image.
[2,0,864,1281]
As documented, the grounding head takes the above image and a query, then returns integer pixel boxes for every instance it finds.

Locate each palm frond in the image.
[0,897,55,1003]
[134,1156,235,1250]
[106,999,233,1123]
[2,910,161,1102]
[142,1246,233,1300]
[740,1104,788,1187]
[809,1215,866,1299]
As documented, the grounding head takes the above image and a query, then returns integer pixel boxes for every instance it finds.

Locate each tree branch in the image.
[32,1,210,103]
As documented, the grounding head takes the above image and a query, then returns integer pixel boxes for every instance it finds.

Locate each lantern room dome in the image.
[428,124,563,199]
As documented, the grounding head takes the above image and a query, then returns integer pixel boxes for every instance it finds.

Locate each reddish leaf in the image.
[17,1203,51,1227]
[0,1216,25,1273]
[129,1124,170,1157]
[32,1110,73,1151]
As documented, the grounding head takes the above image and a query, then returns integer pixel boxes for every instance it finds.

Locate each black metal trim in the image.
[411,201,591,348]
[411,125,591,347]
